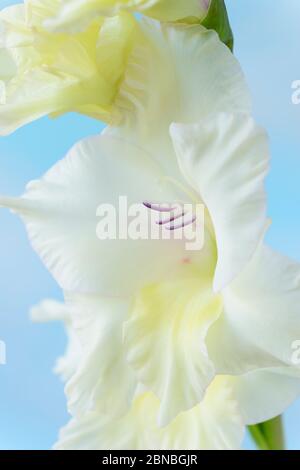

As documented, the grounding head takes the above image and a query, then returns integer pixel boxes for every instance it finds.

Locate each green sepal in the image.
[202,0,234,51]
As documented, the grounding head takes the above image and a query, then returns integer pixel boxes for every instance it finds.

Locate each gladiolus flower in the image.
[0,1,137,135]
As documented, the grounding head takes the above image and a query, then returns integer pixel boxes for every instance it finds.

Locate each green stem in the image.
[248,416,285,451]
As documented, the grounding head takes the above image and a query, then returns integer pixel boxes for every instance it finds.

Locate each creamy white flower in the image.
[0,1,138,135]
[0,21,279,426]
[126,243,300,425]
[0,22,258,296]
[0,114,269,319]
[34,293,300,449]
[2,19,299,433]
[60,289,300,448]
[29,247,300,428]
[50,246,300,427]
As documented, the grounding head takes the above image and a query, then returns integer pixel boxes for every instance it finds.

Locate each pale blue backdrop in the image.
[0,0,299,450]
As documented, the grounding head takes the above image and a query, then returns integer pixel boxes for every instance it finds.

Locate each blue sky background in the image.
[0,0,300,450]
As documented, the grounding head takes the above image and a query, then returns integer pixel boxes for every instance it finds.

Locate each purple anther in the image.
[166,216,196,231]
[156,211,185,226]
[143,202,175,212]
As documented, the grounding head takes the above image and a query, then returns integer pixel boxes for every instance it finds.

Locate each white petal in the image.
[115,20,251,168]
[25,0,61,28]
[63,293,137,418]
[207,245,300,375]
[30,299,82,382]
[0,6,136,135]
[161,377,244,450]
[0,134,202,297]
[124,274,222,426]
[229,368,300,425]
[55,379,244,450]
[44,0,117,33]
[170,113,270,291]
[107,21,253,222]
[30,298,70,323]
[54,393,160,450]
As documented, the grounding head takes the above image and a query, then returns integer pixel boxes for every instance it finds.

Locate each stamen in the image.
[143,202,175,212]
[143,201,197,231]
[156,211,185,225]
[166,216,196,231]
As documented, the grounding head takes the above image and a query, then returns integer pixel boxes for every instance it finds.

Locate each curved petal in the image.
[45,0,122,33]
[30,299,82,382]
[0,66,111,136]
[229,368,300,425]
[45,0,208,33]
[63,293,137,418]
[207,245,300,375]
[0,4,137,135]
[25,0,61,28]
[54,393,160,450]
[55,379,244,450]
[0,134,204,297]
[170,113,270,291]
[30,298,70,323]
[0,4,33,48]
[161,377,244,450]
[124,273,222,426]
[115,20,251,145]
[105,20,252,188]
